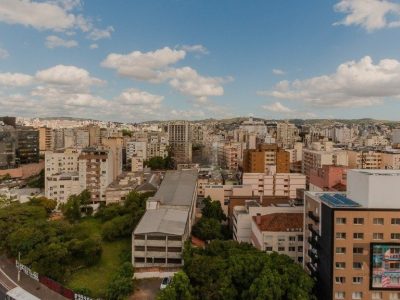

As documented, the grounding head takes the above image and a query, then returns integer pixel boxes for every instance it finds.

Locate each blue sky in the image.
[1,0,400,122]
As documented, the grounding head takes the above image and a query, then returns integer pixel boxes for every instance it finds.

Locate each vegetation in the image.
[192,196,231,241]
[121,129,132,137]
[61,190,92,222]
[27,169,45,189]
[0,173,11,182]
[144,155,174,170]
[106,262,134,300]
[165,241,315,300]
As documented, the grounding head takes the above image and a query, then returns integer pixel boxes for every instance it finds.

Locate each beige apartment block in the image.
[46,172,82,204]
[45,148,80,176]
[39,127,54,153]
[217,141,244,170]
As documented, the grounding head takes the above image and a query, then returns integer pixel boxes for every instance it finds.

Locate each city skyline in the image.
[2,0,400,122]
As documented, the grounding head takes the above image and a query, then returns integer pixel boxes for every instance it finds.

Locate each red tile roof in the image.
[253,213,303,232]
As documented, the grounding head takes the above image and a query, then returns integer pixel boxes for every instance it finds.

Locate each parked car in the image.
[160,277,171,290]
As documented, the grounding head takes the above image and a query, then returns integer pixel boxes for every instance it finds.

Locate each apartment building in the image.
[132,170,197,274]
[347,150,400,170]
[105,172,141,204]
[309,165,347,192]
[276,122,298,148]
[286,142,303,173]
[251,212,303,263]
[39,127,54,153]
[45,149,80,176]
[243,144,290,173]
[217,141,244,170]
[102,137,123,181]
[304,169,400,300]
[0,125,16,169]
[15,127,40,165]
[242,173,306,198]
[167,121,192,164]
[302,141,348,182]
[46,172,81,204]
[78,148,113,203]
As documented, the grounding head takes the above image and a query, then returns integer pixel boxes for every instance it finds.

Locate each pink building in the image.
[309,165,347,192]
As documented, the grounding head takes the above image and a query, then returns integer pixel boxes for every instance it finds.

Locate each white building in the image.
[46,172,82,204]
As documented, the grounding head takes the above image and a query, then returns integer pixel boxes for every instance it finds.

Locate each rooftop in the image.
[315,193,361,208]
[352,169,400,176]
[150,170,197,206]
[134,208,189,235]
[253,213,303,232]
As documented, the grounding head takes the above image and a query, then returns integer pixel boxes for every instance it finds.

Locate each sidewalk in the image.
[0,257,68,300]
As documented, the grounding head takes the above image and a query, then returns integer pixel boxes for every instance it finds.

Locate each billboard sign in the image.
[371,243,400,290]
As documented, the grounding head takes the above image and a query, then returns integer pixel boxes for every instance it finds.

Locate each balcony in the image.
[308,236,320,249]
[308,211,319,223]
[306,262,318,279]
[308,249,319,263]
[307,224,320,237]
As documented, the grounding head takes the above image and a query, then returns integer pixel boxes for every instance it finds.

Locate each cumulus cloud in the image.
[0,73,34,86]
[0,48,9,59]
[334,0,400,31]
[0,0,113,44]
[90,43,98,49]
[87,26,114,40]
[101,47,186,81]
[117,88,164,107]
[181,44,209,55]
[260,56,400,108]
[262,101,293,113]
[272,69,285,75]
[45,35,78,48]
[35,65,105,90]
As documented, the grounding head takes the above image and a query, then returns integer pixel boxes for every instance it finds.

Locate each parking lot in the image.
[130,278,162,300]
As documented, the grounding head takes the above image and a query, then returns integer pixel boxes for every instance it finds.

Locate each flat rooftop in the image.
[351,169,400,176]
[151,170,197,206]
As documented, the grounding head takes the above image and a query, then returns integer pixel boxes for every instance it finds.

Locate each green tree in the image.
[201,197,226,222]
[61,194,82,222]
[192,218,223,241]
[106,262,134,300]
[29,196,57,215]
[157,271,193,300]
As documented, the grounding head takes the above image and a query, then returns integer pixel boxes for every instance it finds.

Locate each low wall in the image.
[134,271,177,279]
[0,161,44,179]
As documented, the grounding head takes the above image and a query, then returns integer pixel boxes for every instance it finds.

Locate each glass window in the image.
[353,233,364,239]
[353,262,362,269]
[336,218,346,224]
[373,233,384,240]
[352,292,362,299]
[372,292,382,300]
[391,218,400,225]
[336,262,346,269]
[353,277,363,284]
[353,247,363,254]
[335,277,345,284]
[373,218,384,225]
[353,218,364,225]
[336,232,346,239]
[335,292,345,300]
[336,247,346,254]
[391,233,400,240]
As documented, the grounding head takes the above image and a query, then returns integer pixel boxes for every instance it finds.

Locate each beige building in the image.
[167,121,192,164]
[105,172,142,204]
[46,172,82,204]
[251,212,303,263]
[217,141,244,170]
[45,148,80,176]
[39,127,54,154]
[276,122,298,148]
[347,150,400,170]
[242,173,306,198]
[102,137,123,181]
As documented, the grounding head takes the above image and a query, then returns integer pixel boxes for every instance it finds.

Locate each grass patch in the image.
[66,218,131,298]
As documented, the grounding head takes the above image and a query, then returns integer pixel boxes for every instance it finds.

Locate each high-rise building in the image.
[0,125,17,169]
[243,144,290,173]
[304,169,400,300]
[217,141,244,170]
[39,127,54,154]
[15,127,39,165]
[167,121,192,164]
[276,122,298,148]
[102,137,123,181]
[78,148,113,203]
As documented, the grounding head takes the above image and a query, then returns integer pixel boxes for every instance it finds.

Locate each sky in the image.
[2,0,400,122]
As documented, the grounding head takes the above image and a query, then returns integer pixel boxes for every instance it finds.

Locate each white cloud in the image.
[101,47,186,81]
[87,26,114,40]
[0,72,34,86]
[90,43,98,49]
[0,48,9,59]
[117,88,164,107]
[272,68,285,75]
[35,65,105,90]
[261,56,400,108]
[0,0,85,31]
[334,0,400,31]
[262,101,293,113]
[168,67,228,100]
[181,44,209,55]
[45,35,78,48]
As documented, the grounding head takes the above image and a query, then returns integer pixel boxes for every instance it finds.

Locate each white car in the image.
[160,277,171,290]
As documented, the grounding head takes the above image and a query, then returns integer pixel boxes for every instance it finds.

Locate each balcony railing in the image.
[308,237,320,249]
[308,249,319,263]
[308,211,320,223]
[307,224,320,237]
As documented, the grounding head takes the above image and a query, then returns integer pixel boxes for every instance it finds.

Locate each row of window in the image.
[335,261,363,269]
[335,291,400,300]
[336,232,400,240]
[335,276,363,284]
[336,247,364,254]
[336,217,400,225]
[266,246,303,252]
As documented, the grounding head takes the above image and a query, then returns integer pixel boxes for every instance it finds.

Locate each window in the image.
[336,218,346,224]
[288,246,295,252]
[353,277,363,284]
[373,218,384,225]
[372,292,382,300]
[278,246,285,251]
[336,232,346,239]
[335,277,346,284]
[336,247,346,254]
[353,218,364,225]
[353,262,363,269]
[353,247,363,254]
[335,292,345,299]
[352,292,362,299]
[298,235,303,242]
[353,233,364,239]
[391,233,400,240]
[390,293,400,300]
[298,246,303,252]
[289,236,296,242]
[373,233,384,240]
[391,218,400,225]
[336,262,346,269]
[265,247,273,251]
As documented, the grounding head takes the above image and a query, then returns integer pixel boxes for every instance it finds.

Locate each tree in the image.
[157,271,193,300]
[29,196,57,215]
[192,218,223,241]
[201,197,226,222]
[106,262,134,300]
[61,194,82,222]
